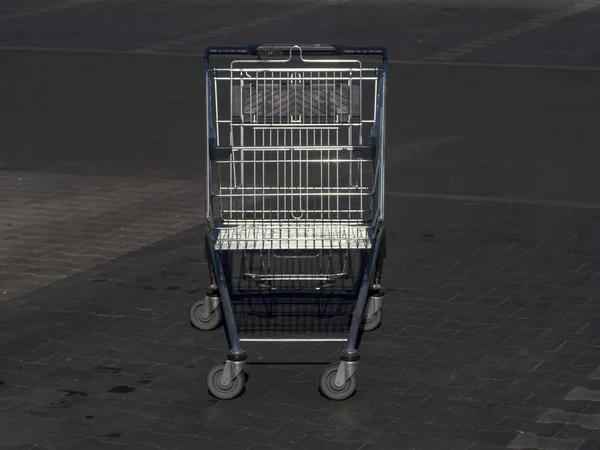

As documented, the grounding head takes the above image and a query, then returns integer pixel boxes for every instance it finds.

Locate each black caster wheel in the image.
[319,364,357,401]
[189,297,222,331]
[207,364,245,400]
[363,308,382,332]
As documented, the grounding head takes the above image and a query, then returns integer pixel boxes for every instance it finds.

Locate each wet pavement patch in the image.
[94,366,124,374]
[47,399,71,409]
[107,385,136,393]
[58,389,87,397]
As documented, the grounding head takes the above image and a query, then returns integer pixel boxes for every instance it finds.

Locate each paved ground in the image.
[2,0,600,449]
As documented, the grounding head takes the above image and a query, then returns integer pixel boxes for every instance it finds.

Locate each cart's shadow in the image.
[220,248,370,339]
[247,362,329,366]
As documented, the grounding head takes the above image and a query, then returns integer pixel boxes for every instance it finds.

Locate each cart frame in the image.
[190,44,387,400]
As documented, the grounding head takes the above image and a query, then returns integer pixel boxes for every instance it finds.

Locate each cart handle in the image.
[205,44,387,61]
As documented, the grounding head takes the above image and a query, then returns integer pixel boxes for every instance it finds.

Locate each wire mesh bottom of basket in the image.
[231,295,357,337]
[215,223,372,251]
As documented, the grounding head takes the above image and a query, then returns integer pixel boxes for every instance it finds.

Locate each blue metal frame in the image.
[202,43,388,394]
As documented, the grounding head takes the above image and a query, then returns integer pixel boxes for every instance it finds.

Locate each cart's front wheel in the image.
[319,364,357,401]
[189,297,222,331]
[207,365,245,400]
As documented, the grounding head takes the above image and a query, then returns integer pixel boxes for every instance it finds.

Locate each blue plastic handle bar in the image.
[204,44,387,60]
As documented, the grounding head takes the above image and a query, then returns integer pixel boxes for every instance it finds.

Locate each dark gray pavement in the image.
[2,197,600,449]
[2,50,600,201]
[2,0,600,449]
[0,0,598,67]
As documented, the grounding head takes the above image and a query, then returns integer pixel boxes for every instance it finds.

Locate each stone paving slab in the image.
[0,0,296,52]
[0,0,102,18]
[460,5,600,67]
[1,195,600,449]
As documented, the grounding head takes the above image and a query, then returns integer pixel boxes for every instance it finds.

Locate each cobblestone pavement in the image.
[0,171,202,302]
[2,0,600,449]
[2,196,600,449]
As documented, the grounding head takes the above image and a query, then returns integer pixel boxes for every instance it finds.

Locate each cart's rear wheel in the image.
[363,308,382,332]
[207,365,245,400]
[319,364,357,401]
[189,297,222,331]
[348,307,383,332]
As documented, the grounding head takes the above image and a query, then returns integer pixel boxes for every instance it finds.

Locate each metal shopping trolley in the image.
[190,44,387,400]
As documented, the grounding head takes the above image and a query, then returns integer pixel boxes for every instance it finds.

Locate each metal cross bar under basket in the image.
[190,44,387,400]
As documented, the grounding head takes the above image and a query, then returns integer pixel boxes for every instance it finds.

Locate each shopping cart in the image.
[190,44,387,400]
